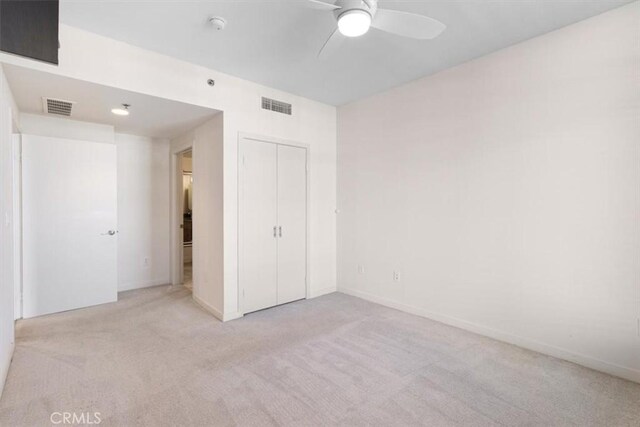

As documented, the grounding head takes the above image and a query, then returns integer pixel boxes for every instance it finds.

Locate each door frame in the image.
[170,140,194,287]
[237,132,310,316]
[12,133,22,320]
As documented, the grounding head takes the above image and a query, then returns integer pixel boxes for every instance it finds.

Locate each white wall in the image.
[171,114,224,318]
[116,133,171,291]
[0,65,19,398]
[19,113,114,144]
[0,24,337,319]
[337,3,640,382]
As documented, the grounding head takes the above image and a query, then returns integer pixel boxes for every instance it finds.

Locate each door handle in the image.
[279,226,282,238]
[273,226,277,238]
[101,230,117,236]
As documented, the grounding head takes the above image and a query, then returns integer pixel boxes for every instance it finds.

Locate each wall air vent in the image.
[42,97,74,117]
[262,97,292,116]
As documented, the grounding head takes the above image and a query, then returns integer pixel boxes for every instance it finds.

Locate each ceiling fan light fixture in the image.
[338,9,371,37]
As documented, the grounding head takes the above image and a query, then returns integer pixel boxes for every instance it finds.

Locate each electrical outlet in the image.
[357,265,364,274]
[393,271,401,282]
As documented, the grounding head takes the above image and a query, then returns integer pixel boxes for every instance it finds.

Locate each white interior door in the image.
[276,145,307,304]
[22,135,117,318]
[239,138,278,313]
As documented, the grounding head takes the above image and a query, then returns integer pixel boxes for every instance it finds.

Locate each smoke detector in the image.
[209,17,226,31]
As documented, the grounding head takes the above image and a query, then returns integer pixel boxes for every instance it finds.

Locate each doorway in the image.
[171,146,195,290]
[181,150,193,290]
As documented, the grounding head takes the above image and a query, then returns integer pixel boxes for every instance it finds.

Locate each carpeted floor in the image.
[1,286,639,426]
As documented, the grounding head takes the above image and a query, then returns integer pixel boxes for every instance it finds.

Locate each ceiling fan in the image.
[305,0,446,58]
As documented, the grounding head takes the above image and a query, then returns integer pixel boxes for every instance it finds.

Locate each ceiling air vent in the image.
[262,97,292,116]
[42,97,75,117]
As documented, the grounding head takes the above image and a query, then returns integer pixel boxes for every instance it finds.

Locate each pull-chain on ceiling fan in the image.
[305,0,446,58]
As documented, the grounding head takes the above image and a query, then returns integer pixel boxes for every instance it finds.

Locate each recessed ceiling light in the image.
[338,10,371,37]
[111,104,130,116]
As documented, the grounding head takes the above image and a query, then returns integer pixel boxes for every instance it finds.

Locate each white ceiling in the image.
[58,0,632,106]
[4,64,219,139]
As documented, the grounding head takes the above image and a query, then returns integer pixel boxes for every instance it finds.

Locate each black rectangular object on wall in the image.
[0,0,59,65]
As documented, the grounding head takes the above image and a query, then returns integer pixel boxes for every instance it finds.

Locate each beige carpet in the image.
[1,286,639,426]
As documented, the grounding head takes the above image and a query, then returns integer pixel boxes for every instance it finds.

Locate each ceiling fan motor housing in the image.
[333,0,377,21]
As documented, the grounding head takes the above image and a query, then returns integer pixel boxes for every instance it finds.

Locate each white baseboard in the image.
[309,286,337,298]
[0,342,15,401]
[339,287,640,384]
[192,294,224,321]
[223,311,243,322]
[118,278,169,292]
[192,295,244,322]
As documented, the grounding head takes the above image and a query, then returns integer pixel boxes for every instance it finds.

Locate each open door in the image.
[22,135,117,318]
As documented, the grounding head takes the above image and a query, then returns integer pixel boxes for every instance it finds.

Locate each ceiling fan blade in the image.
[372,8,446,40]
[318,28,344,59]
[305,0,342,11]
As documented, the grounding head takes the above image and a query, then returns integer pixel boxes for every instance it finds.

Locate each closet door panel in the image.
[239,139,278,313]
[277,145,307,304]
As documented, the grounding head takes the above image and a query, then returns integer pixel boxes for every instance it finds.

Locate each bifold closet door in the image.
[276,145,307,304]
[239,139,278,313]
